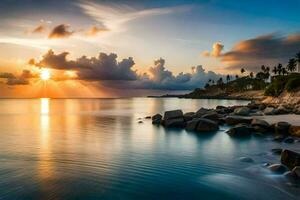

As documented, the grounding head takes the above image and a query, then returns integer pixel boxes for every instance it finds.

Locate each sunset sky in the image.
[0,0,300,97]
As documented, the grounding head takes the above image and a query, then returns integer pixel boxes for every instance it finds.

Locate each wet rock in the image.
[183,112,195,122]
[271,148,283,155]
[152,114,162,125]
[283,137,295,144]
[275,122,291,135]
[202,111,220,121]
[238,157,254,163]
[251,118,270,128]
[292,166,300,178]
[283,171,298,181]
[262,162,271,167]
[234,107,250,116]
[163,110,185,128]
[195,107,211,118]
[225,116,252,125]
[258,104,266,111]
[164,118,185,128]
[216,105,226,110]
[281,149,300,170]
[226,124,252,137]
[186,118,200,131]
[164,110,183,121]
[268,164,288,174]
[195,118,219,132]
[263,107,277,115]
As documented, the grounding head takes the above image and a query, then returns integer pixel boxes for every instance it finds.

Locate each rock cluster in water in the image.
[149,101,300,181]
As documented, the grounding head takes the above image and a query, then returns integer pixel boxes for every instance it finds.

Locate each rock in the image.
[195,107,211,118]
[202,111,220,121]
[163,110,185,128]
[216,105,227,110]
[276,105,292,114]
[292,166,300,178]
[271,148,283,155]
[258,104,266,111]
[281,149,300,170]
[283,137,295,143]
[186,118,200,131]
[225,116,252,125]
[283,171,298,180]
[145,116,151,119]
[164,118,185,128]
[152,114,162,125]
[263,107,277,115]
[226,124,252,137]
[238,157,254,163]
[164,110,183,120]
[251,118,270,128]
[183,112,195,122]
[289,126,300,137]
[268,164,288,174]
[195,118,219,132]
[249,111,264,116]
[273,135,286,142]
[275,122,291,135]
[234,107,250,116]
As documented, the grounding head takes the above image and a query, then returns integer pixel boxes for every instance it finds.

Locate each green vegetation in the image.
[189,50,300,98]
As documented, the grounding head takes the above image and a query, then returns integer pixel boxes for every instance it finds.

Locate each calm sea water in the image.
[0,98,299,200]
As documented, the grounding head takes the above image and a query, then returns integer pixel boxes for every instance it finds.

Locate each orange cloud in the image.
[202,42,224,57]
[32,25,46,34]
[85,26,109,36]
[48,24,73,39]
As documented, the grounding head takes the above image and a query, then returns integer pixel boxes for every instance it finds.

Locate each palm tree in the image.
[295,51,300,72]
[241,68,245,75]
[261,65,266,72]
[287,58,296,72]
[282,67,288,76]
[249,72,254,78]
[226,75,230,83]
[277,63,283,75]
[272,66,278,75]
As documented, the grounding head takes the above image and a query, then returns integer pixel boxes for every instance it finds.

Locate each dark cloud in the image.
[48,24,73,39]
[30,49,137,80]
[0,70,36,85]
[29,50,224,90]
[221,33,300,71]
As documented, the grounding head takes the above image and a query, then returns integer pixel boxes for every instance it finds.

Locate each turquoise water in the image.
[0,98,299,200]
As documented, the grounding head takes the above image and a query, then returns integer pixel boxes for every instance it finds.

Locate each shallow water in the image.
[0,98,299,200]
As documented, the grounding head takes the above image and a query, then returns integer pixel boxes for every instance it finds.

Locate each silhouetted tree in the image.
[226,74,231,83]
[204,83,210,89]
[287,58,297,72]
[241,68,245,74]
[249,72,254,78]
[272,66,278,75]
[282,67,288,76]
[277,63,283,75]
[295,51,300,72]
[217,77,224,86]
[235,75,239,79]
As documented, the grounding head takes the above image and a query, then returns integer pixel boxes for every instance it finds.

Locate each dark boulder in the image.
[273,135,286,142]
[268,164,288,174]
[195,107,211,118]
[225,116,252,125]
[234,107,250,116]
[292,166,300,178]
[164,110,183,120]
[186,118,200,131]
[195,118,219,132]
[226,124,252,137]
[281,149,300,170]
[275,122,291,135]
[183,112,195,122]
[202,111,220,121]
[164,118,185,128]
[152,114,162,125]
[251,118,270,133]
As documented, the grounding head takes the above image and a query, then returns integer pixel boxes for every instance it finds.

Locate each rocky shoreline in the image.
[148,101,300,182]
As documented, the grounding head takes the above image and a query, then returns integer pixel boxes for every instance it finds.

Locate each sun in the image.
[40,69,51,81]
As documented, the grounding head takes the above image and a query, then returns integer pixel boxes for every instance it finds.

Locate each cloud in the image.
[85,26,109,36]
[0,70,36,85]
[29,50,223,90]
[220,33,300,71]
[32,25,46,34]
[202,42,224,57]
[78,2,191,33]
[30,49,137,80]
[48,24,73,39]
